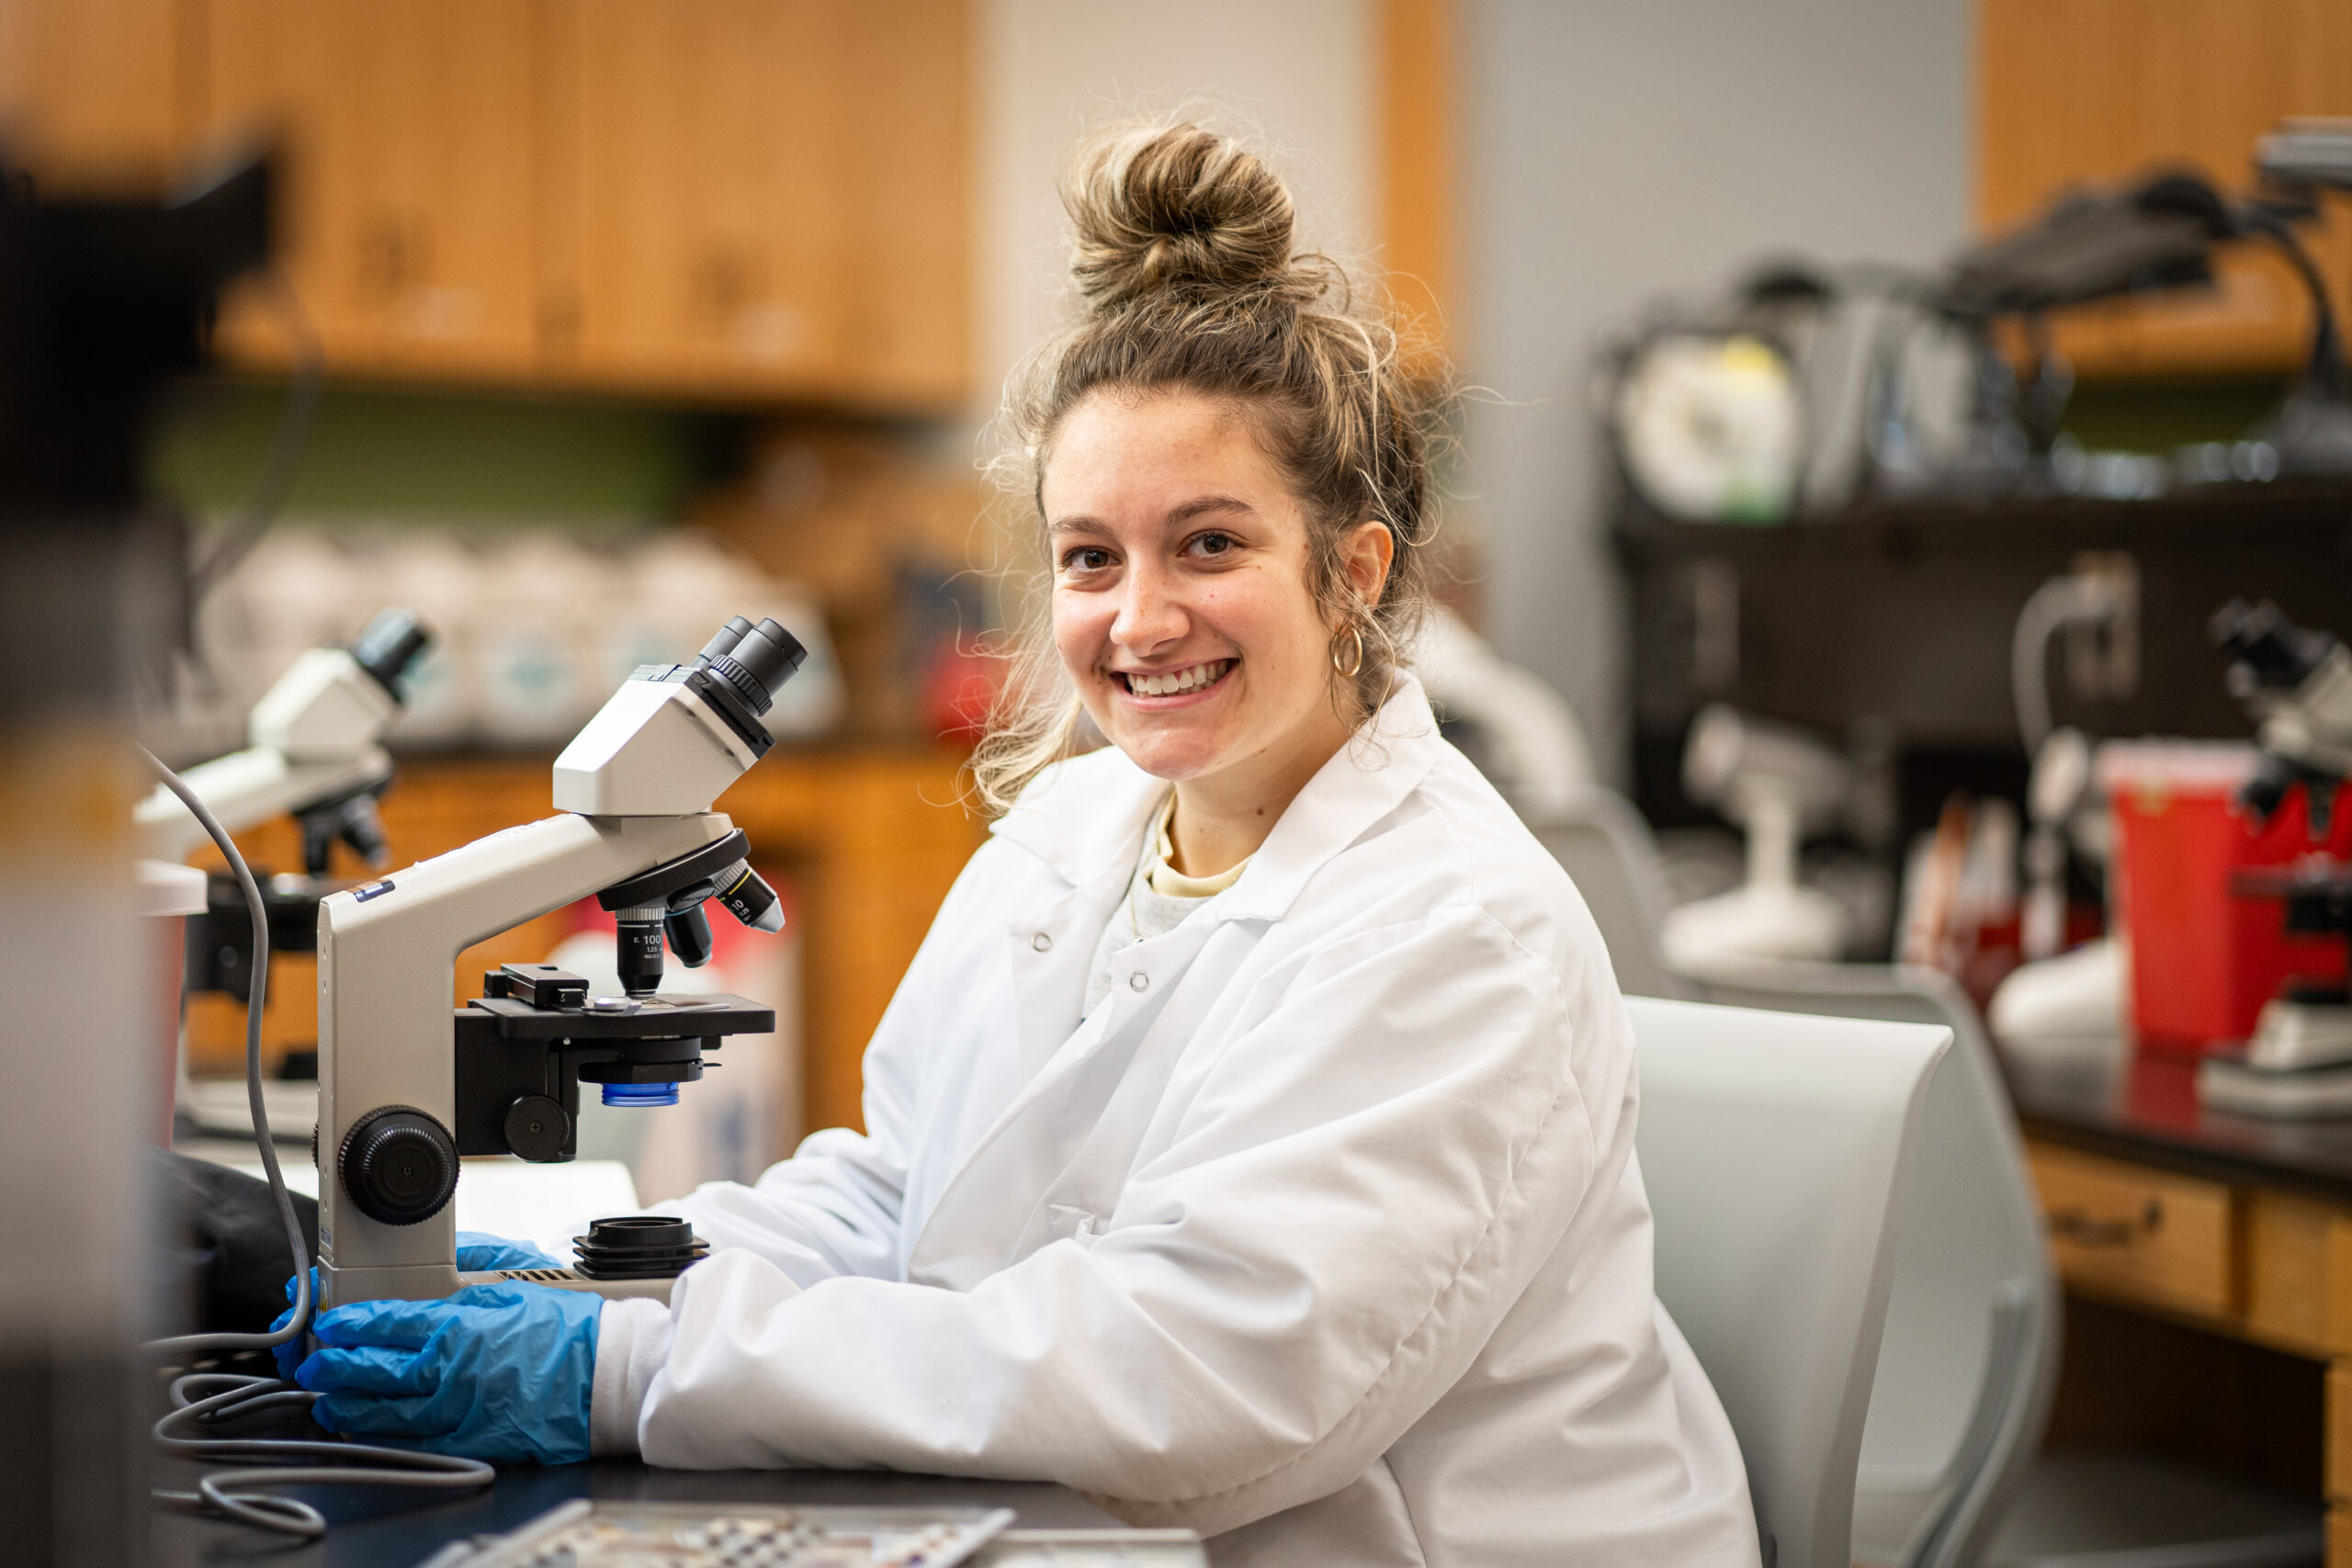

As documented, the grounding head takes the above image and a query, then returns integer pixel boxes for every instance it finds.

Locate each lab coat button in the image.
[1129,971,1149,992]
[1032,931,1053,952]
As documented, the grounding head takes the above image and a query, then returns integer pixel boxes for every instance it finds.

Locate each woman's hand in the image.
[452,1231,564,1273]
[268,1233,563,1380]
[293,1282,601,1464]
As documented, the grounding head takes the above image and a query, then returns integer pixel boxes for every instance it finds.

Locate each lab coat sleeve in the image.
[640,901,1611,1538]
[648,844,1001,1288]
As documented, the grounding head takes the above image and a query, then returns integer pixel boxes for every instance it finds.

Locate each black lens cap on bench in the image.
[572,1214,710,1280]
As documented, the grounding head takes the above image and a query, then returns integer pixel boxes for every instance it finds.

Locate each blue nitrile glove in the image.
[455,1231,563,1273]
[295,1282,600,1464]
[270,1267,321,1381]
[268,1235,561,1381]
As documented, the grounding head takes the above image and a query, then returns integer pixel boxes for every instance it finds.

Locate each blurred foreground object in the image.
[0,151,271,1565]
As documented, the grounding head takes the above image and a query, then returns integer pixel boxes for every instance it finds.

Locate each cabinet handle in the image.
[2047,1197,2163,1246]
[359,214,408,298]
[359,214,433,302]
[693,244,753,324]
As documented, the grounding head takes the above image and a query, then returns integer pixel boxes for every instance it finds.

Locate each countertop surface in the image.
[2007,1048,2352,1203]
[152,1424,1121,1567]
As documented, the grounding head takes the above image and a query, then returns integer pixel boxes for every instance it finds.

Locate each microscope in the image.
[2211,602,2352,1073]
[138,607,433,873]
[1659,703,1855,975]
[140,608,434,1003]
[2213,599,2352,836]
[314,615,803,1307]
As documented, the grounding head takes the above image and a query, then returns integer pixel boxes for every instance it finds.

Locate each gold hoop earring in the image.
[1331,622,1366,679]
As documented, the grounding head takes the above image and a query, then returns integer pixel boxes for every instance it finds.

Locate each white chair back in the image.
[1629,996,1949,1568]
[1531,786,1693,999]
[1692,965,2060,1568]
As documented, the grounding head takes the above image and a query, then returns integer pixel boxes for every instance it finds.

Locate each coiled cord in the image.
[139,746,494,1539]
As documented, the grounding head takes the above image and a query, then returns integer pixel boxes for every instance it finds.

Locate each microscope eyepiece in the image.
[694,615,757,670]
[2212,597,2335,689]
[704,617,808,717]
[349,608,435,703]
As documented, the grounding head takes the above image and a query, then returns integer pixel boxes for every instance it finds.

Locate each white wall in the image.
[975,0,1378,425]
[1462,0,1971,782]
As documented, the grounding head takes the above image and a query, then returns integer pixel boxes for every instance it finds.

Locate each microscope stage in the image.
[463,990,775,1040]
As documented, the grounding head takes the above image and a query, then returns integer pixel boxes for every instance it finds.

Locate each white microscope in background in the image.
[313,616,801,1309]
[136,607,432,873]
[136,609,435,1135]
[1659,703,1855,976]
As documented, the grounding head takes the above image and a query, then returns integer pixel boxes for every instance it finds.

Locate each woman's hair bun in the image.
[1063,122,1296,310]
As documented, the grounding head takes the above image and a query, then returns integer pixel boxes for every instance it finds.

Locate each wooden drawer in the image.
[2027,1143,2236,1320]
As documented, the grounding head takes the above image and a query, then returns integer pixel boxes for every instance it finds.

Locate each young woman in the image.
[296,123,1760,1566]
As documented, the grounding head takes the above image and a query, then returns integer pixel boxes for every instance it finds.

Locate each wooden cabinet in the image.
[541,0,852,397]
[0,0,972,409]
[199,0,545,378]
[2029,1141,2239,1319]
[0,0,188,191]
[1979,0,2352,379]
[833,0,971,409]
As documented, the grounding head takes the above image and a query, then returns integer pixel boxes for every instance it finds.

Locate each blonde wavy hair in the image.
[969,120,1446,816]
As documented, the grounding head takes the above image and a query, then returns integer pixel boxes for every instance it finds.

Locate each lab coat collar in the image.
[989,739,1166,890]
[989,674,1442,924]
[1220,675,1440,923]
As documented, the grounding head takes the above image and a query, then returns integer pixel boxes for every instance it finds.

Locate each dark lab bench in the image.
[2011,1051,2352,1209]
[152,1447,1121,1567]
[2006,1051,2352,1561]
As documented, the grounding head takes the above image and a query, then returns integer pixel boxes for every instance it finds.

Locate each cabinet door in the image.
[0,0,190,190]
[1980,0,2352,378]
[545,0,852,396]
[835,0,970,409]
[198,0,542,378]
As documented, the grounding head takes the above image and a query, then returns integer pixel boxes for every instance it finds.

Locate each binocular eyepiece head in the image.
[349,607,435,703]
[695,616,808,718]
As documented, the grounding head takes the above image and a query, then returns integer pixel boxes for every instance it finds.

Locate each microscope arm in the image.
[316,809,735,1303]
[133,743,395,862]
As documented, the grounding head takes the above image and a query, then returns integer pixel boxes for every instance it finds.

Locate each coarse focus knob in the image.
[339,1106,458,1226]
[503,1094,571,1164]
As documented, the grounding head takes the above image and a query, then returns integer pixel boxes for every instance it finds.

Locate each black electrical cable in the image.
[138,746,494,1539]
[2248,216,2349,402]
[187,269,326,606]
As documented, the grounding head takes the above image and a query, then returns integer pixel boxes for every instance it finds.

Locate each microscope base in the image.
[321,1258,468,1308]
[320,1264,684,1308]
[468,1268,679,1304]
[2246,998,2352,1071]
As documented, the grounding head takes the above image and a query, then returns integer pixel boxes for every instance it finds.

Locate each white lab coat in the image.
[640,677,1759,1566]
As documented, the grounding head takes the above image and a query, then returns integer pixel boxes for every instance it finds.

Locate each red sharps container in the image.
[2103,740,2352,1055]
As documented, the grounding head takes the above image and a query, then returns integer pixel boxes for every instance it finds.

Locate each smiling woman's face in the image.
[1044,387,1353,794]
